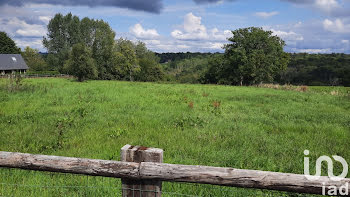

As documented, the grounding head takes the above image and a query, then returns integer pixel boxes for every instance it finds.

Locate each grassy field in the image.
[0,78,349,196]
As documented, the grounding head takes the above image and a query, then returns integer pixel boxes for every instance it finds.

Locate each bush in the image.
[64,43,97,82]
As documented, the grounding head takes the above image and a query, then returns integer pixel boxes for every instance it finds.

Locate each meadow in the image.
[0,78,349,196]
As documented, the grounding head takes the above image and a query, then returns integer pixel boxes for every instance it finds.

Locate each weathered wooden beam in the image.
[1,151,349,195]
[121,145,163,197]
[140,162,350,195]
[0,151,140,179]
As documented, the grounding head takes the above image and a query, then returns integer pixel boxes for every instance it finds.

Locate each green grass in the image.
[0,78,349,196]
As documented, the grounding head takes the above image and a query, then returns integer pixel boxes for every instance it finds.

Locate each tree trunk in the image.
[129,69,133,82]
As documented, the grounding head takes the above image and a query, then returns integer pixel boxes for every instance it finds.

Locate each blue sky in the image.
[0,0,349,53]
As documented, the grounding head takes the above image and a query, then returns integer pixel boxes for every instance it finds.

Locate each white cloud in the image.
[177,44,190,49]
[39,16,51,24]
[144,39,161,45]
[254,11,279,19]
[342,40,349,44]
[211,28,231,41]
[292,48,332,53]
[171,12,230,42]
[129,23,159,40]
[284,0,349,17]
[171,13,209,40]
[0,17,46,37]
[314,0,340,13]
[271,29,304,41]
[204,42,224,49]
[323,19,350,33]
[14,38,43,50]
[183,12,206,33]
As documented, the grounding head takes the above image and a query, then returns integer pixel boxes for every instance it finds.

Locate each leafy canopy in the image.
[203,27,290,85]
[64,43,97,82]
[22,47,48,71]
[0,32,21,54]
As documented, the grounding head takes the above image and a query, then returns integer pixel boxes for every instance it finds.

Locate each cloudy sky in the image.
[0,0,349,53]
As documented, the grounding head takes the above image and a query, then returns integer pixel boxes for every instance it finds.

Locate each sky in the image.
[0,0,349,53]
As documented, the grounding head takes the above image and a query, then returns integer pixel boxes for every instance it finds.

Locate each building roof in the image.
[0,54,29,71]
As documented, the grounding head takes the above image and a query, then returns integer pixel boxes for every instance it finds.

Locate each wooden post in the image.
[121,145,163,197]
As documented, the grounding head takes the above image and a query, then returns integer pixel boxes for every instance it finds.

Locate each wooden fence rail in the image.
[0,145,349,196]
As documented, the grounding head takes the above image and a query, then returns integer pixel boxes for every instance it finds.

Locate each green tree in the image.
[43,13,117,78]
[215,27,290,85]
[201,54,226,84]
[0,32,21,54]
[64,43,97,82]
[115,38,140,81]
[136,58,165,82]
[92,20,117,80]
[22,47,48,71]
[133,41,164,82]
[43,13,71,72]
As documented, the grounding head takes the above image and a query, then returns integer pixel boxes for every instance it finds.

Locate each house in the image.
[0,54,29,75]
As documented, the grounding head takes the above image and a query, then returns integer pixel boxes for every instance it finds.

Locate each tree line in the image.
[0,13,349,86]
[160,52,350,87]
[42,13,164,82]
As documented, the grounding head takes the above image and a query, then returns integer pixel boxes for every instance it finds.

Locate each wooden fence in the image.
[0,74,71,78]
[0,144,349,196]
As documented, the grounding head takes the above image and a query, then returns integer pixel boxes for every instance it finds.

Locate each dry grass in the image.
[212,101,221,109]
[202,92,209,97]
[188,101,194,109]
[257,84,309,93]
[330,90,339,96]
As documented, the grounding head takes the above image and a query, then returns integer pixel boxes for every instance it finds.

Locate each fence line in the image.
[1,146,349,196]
[0,74,71,78]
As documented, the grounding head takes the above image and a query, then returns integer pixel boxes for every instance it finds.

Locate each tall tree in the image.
[0,32,21,54]
[43,13,70,72]
[212,27,290,85]
[64,43,97,82]
[115,38,139,81]
[92,20,116,80]
[43,13,117,78]
[134,41,164,82]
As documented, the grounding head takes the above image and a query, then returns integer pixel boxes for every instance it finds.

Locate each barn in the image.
[0,54,29,75]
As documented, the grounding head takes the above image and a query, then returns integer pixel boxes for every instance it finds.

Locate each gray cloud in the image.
[193,0,235,4]
[0,0,163,13]
[266,20,350,53]
[281,0,350,17]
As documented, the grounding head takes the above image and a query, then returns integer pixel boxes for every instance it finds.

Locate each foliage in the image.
[26,70,60,75]
[43,13,163,82]
[214,27,290,85]
[134,41,165,82]
[43,13,116,75]
[0,74,35,93]
[162,52,350,86]
[136,58,165,82]
[22,47,48,71]
[114,38,139,81]
[277,53,350,87]
[64,43,97,82]
[0,31,21,54]
[0,78,349,196]
[201,54,227,84]
[163,54,216,83]
[156,52,214,63]
[91,20,117,80]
